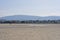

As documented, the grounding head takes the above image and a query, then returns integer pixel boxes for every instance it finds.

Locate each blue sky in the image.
[0,0,60,17]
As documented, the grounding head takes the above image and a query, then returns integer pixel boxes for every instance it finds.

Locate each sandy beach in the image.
[0,24,60,40]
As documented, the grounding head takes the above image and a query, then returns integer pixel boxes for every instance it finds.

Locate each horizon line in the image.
[0,14,60,18]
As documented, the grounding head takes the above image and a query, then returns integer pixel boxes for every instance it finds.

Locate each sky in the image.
[0,0,60,17]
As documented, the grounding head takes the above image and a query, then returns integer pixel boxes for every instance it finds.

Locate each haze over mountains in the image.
[0,15,60,20]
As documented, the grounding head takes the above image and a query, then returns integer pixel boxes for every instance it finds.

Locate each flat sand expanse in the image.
[0,24,60,40]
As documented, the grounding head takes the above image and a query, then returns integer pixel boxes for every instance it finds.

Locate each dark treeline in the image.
[0,20,60,24]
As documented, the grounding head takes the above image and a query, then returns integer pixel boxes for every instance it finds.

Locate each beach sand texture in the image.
[0,24,60,40]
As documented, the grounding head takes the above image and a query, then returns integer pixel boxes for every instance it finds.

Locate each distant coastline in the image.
[0,20,60,24]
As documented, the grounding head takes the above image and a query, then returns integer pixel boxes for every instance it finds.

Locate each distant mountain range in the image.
[0,15,60,20]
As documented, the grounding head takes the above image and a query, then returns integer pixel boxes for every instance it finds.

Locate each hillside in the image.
[0,15,60,20]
